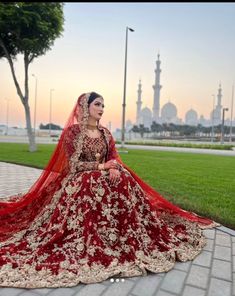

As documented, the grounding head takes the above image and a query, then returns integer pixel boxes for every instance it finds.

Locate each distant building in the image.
[136,80,143,125]
[210,84,223,125]
[161,102,178,123]
[136,54,162,126]
[0,125,27,136]
[135,54,184,126]
[152,54,162,122]
[139,107,152,128]
[135,54,226,128]
[125,119,133,132]
[185,108,198,126]
[199,115,208,126]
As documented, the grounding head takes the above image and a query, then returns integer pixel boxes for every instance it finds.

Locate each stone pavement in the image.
[0,162,234,296]
[116,144,235,157]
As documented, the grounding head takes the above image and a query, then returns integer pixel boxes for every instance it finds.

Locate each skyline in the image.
[0,2,235,131]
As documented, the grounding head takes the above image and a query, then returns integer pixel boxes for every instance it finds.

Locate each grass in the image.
[0,142,234,229]
[120,149,235,229]
[0,143,56,169]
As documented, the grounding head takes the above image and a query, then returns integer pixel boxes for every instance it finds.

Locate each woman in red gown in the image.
[0,92,218,288]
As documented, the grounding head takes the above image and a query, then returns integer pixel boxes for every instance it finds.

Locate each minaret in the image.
[214,83,223,124]
[152,53,162,123]
[217,83,222,108]
[136,79,142,125]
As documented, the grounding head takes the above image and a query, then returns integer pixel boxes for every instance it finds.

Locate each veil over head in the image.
[0,92,216,241]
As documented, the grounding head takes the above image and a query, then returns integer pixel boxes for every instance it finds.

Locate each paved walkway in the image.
[116,144,235,157]
[0,162,234,296]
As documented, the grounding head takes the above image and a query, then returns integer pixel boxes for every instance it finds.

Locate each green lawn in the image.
[0,142,234,229]
[120,149,235,228]
[0,143,56,168]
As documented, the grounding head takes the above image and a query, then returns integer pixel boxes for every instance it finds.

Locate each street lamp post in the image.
[211,94,215,142]
[121,26,134,148]
[221,107,229,144]
[49,88,54,137]
[32,74,38,135]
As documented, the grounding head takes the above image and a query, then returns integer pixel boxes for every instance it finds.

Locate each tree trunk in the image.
[24,103,37,152]
[0,38,37,152]
[24,52,37,152]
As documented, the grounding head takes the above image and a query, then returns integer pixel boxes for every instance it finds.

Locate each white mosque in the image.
[134,54,224,128]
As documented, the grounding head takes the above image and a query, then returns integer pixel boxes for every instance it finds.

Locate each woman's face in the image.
[88,97,104,121]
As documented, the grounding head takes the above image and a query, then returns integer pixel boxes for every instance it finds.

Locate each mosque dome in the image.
[141,107,152,118]
[161,102,177,122]
[185,108,198,125]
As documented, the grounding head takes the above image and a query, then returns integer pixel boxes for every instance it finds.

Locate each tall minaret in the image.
[136,79,142,125]
[152,53,162,123]
[214,83,223,124]
[217,83,222,108]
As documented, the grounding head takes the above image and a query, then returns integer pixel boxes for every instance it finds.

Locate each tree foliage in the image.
[0,2,64,151]
[0,2,64,61]
[39,123,62,130]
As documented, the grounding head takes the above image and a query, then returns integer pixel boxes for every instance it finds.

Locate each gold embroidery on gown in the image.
[0,128,209,288]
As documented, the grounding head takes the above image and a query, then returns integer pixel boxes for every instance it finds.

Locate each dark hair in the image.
[88,92,102,106]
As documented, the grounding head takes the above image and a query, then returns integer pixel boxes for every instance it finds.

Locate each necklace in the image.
[87,124,97,131]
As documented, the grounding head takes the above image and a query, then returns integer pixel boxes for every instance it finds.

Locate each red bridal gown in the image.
[0,125,215,288]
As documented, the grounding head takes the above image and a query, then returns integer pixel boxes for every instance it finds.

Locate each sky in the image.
[0,2,235,131]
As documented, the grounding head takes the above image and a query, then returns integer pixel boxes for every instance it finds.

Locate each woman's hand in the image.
[104,159,119,170]
[109,168,121,186]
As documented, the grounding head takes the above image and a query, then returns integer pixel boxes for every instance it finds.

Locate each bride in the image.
[0,92,218,288]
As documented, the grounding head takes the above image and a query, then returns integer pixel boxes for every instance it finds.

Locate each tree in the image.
[132,125,139,134]
[39,123,62,130]
[151,121,163,136]
[0,3,64,151]
[139,124,149,138]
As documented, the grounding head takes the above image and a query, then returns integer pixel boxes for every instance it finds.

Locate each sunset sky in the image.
[0,2,235,131]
